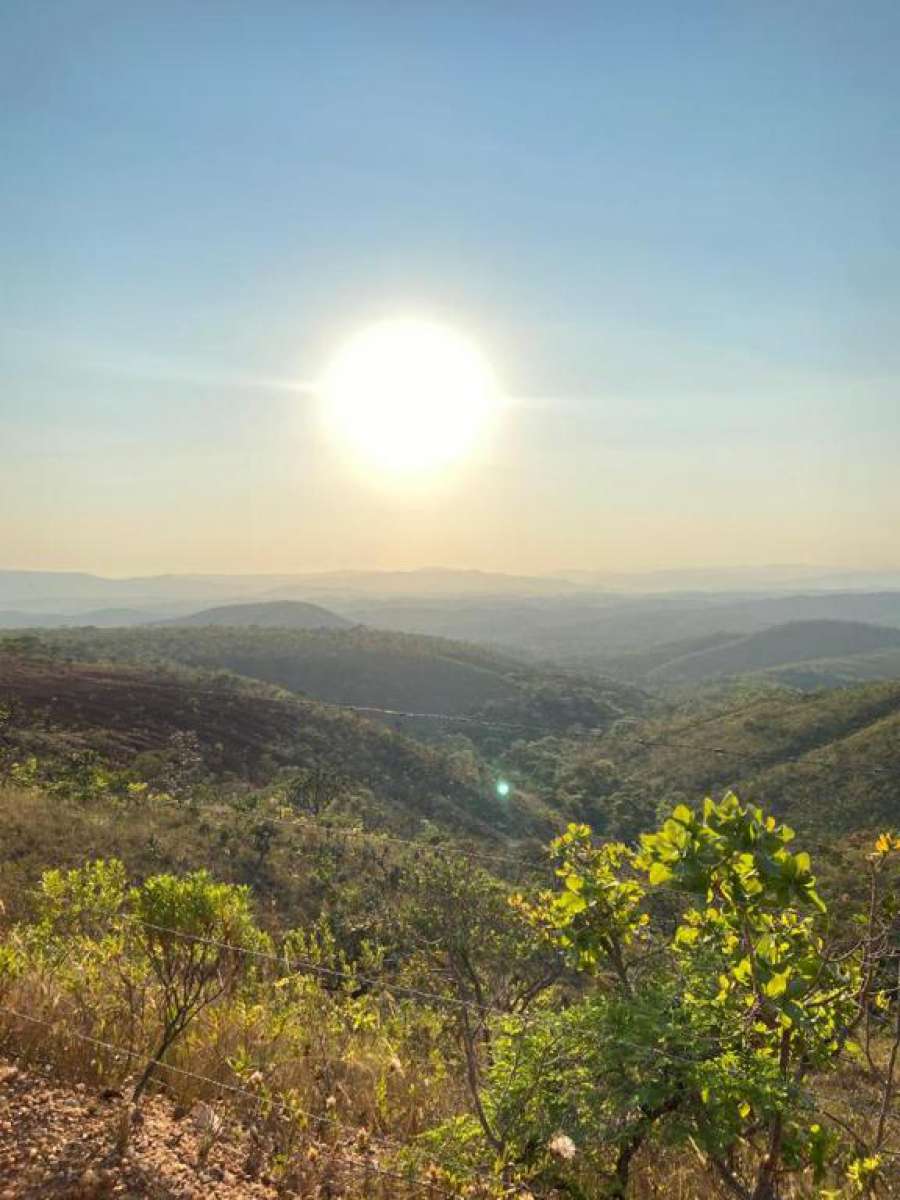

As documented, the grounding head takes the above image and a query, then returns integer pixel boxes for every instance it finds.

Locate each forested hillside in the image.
[3,633,899,855]
[503,680,900,842]
[646,619,900,685]
[5,624,645,730]
[585,620,900,689]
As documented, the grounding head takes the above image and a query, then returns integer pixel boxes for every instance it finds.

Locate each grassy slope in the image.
[603,680,900,836]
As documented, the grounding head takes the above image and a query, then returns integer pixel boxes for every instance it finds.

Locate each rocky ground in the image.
[0,1061,285,1199]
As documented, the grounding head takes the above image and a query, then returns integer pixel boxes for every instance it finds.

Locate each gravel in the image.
[0,1061,283,1198]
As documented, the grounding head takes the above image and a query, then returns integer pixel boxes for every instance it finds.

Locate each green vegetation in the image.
[0,786,896,1197]
[586,621,900,690]
[1,629,899,1194]
[2,631,900,859]
[492,804,897,1198]
[501,681,900,844]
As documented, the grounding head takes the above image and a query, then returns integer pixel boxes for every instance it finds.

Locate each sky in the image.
[1,0,899,576]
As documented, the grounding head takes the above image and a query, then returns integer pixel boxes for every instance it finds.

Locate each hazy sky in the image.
[2,1,898,575]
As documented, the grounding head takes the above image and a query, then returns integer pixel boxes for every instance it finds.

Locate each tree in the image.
[453,795,867,1199]
[283,765,343,816]
[636,795,855,1200]
[129,870,266,1101]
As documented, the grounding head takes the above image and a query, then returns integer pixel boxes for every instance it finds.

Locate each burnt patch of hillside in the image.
[0,651,559,844]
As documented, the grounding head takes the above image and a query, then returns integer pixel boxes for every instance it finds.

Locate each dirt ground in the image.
[0,1060,284,1199]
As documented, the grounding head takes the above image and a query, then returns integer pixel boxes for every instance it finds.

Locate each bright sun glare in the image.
[321,319,497,473]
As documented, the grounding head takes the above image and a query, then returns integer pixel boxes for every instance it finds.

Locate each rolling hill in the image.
[647,619,900,684]
[0,647,557,844]
[574,679,900,839]
[6,624,646,730]
[166,599,352,630]
[0,607,151,628]
[3,636,898,851]
[328,589,900,665]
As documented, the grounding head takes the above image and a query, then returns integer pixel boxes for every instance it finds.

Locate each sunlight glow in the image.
[321,319,497,473]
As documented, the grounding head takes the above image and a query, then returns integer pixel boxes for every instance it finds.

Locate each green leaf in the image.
[807,887,827,913]
[674,924,699,946]
[765,970,790,998]
[556,890,587,915]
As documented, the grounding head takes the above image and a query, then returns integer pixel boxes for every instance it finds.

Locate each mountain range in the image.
[5,570,900,693]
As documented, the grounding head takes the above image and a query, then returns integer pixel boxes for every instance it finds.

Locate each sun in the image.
[320,319,498,473]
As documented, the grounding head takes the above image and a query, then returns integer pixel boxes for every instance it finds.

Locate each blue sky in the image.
[1,1,898,574]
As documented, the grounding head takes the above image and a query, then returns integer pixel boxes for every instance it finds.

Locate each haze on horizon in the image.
[2,2,899,579]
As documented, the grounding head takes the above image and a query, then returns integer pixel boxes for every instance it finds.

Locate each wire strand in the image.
[136,919,515,1017]
[0,1004,465,1199]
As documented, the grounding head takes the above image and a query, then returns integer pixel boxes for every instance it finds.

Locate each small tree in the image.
[284,766,343,816]
[636,795,857,1200]
[129,870,266,1101]
[451,794,868,1199]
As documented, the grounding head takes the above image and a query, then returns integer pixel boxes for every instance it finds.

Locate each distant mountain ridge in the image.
[558,565,900,592]
[0,608,147,629]
[331,590,900,664]
[6,571,900,679]
[0,567,583,613]
[268,567,582,598]
[165,600,352,630]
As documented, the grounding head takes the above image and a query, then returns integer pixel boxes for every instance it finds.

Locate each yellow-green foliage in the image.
[0,793,897,1199]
